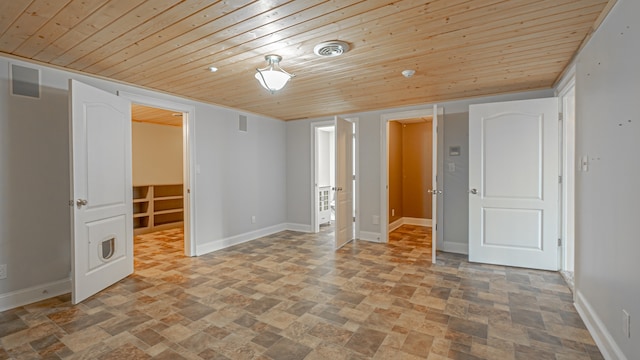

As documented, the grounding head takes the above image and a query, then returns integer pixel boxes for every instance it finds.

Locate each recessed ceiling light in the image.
[209,66,218,72]
[401,69,416,78]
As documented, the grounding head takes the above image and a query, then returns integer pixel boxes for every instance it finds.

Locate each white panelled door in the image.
[335,116,353,249]
[469,98,560,270]
[70,80,133,304]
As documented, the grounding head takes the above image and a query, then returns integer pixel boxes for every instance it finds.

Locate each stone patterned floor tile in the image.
[0,225,602,359]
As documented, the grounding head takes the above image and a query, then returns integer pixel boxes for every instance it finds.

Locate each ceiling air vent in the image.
[313,41,350,57]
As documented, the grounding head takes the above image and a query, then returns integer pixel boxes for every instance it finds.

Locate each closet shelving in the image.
[133,184,183,234]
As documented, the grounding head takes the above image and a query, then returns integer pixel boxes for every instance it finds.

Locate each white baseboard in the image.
[403,217,432,227]
[442,241,468,255]
[196,223,287,256]
[575,290,627,360]
[0,278,70,312]
[285,223,312,233]
[389,217,433,232]
[358,231,382,242]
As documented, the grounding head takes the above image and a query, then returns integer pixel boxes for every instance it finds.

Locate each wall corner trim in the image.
[0,278,71,312]
[575,290,628,360]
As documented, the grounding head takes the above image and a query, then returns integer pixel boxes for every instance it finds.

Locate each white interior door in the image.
[469,98,559,270]
[431,105,438,264]
[70,80,133,304]
[335,116,353,249]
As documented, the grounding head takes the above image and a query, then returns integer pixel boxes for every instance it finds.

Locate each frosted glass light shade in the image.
[255,69,291,92]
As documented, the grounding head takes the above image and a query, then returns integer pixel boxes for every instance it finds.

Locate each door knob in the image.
[469,189,477,195]
[76,199,88,207]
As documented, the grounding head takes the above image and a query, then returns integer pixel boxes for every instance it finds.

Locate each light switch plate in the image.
[581,156,589,172]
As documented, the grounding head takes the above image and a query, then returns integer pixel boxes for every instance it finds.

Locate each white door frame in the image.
[556,68,576,275]
[380,107,441,261]
[119,92,196,257]
[310,119,359,237]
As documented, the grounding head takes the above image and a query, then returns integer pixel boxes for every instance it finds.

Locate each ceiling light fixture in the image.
[209,66,218,72]
[402,69,416,78]
[255,54,294,93]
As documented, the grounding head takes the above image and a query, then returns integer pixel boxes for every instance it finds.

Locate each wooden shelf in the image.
[155,195,183,201]
[154,209,183,215]
[133,184,183,235]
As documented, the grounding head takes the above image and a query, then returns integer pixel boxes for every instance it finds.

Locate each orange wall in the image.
[403,122,432,219]
[388,121,432,224]
[388,121,403,223]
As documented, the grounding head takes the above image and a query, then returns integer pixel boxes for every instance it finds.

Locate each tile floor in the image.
[0,225,602,359]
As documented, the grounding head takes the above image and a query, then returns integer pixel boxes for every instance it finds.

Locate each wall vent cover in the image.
[239,115,247,132]
[313,41,350,57]
[10,64,40,99]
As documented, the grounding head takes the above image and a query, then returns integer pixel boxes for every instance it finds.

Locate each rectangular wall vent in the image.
[239,115,247,132]
[10,64,40,99]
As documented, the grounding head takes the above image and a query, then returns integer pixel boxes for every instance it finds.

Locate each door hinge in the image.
[559,112,563,121]
[558,238,562,246]
[558,175,562,184]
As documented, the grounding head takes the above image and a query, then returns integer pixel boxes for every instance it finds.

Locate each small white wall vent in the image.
[239,115,247,132]
[313,41,350,57]
[10,64,40,99]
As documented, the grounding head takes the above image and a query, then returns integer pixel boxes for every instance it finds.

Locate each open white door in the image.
[431,105,438,264]
[469,98,559,270]
[335,116,353,249]
[70,80,133,304]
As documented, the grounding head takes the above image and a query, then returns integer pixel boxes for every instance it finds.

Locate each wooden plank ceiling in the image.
[132,104,183,127]
[0,0,612,121]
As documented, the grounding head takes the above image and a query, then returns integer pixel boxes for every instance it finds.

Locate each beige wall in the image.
[132,122,183,186]
[388,121,403,223]
[403,122,432,219]
[388,121,432,224]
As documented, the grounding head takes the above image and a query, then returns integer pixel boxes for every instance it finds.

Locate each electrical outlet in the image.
[0,264,7,279]
[623,310,631,338]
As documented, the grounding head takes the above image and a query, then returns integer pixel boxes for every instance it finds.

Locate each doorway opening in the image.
[131,104,187,262]
[314,125,335,232]
[387,117,434,231]
[311,119,359,246]
[119,91,195,258]
[374,104,443,264]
